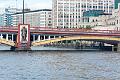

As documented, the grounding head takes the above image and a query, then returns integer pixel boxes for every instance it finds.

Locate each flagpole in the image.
[23,0,24,24]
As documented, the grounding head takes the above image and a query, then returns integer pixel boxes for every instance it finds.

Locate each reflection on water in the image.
[0,51,119,80]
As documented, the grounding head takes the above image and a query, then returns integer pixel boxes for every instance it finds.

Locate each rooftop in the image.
[12,9,52,15]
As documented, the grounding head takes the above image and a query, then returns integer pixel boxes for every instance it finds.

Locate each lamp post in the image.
[23,0,24,24]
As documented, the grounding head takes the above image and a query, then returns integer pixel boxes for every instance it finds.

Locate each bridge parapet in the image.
[1,26,120,34]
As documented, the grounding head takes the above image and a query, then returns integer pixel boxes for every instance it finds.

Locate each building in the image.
[83,10,106,17]
[52,0,114,28]
[0,14,4,26]
[115,0,120,9]
[92,7,120,30]
[12,9,52,27]
[107,7,120,29]
[2,7,22,26]
[81,9,112,28]
[76,14,112,29]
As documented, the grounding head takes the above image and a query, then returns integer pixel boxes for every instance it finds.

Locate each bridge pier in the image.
[99,42,104,50]
[112,43,120,52]
[117,43,120,52]
[112,44,117,52]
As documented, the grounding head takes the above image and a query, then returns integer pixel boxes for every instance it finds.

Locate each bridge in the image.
[0,24,120,51]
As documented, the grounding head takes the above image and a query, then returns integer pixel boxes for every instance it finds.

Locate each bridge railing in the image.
[31,27,92,32]
[90,30,120,33]
[0,26,120,34]
[0,27,18,30]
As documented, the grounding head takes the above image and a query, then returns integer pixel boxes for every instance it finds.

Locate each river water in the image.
[0,45,120,80]
[0,50,119,80]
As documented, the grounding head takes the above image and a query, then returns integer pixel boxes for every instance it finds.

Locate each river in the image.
[0,45,120,80]
[0,50,119,80]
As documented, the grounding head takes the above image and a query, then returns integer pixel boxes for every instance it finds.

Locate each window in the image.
[117,20,119,24]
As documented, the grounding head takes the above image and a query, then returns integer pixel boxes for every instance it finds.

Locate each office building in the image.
[12,9,52,27]
[52,0,114,28]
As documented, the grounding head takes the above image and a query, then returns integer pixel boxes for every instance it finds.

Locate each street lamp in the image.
[23,0,24,24]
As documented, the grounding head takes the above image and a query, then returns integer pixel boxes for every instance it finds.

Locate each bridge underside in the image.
[32,36,120,46]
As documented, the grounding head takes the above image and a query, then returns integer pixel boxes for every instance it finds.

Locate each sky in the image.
[0,0,52,13]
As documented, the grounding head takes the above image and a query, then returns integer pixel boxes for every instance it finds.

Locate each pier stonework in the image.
[117,43,120,52]
[112,43,120,52]
[17,24,31,50]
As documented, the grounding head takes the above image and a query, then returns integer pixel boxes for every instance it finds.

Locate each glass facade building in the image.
[115,0,120,9]
[83,10,105,17]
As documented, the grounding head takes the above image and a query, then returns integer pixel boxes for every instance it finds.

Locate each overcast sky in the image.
[0,0,52,12]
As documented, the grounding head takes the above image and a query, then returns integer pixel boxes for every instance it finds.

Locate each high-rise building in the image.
[52,0,114,28]
[12,9,52,27]
[115,0,120,9]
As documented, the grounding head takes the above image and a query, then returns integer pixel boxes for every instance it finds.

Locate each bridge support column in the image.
[112,46,115,52]
[54,36,56,39]
[0,34,3,39]
[112,44,120,52]
[117,43,120,52]
[48,36,51,40]
[59,36,61,38]
[115,43,120,52]
[44,35,46,40]
[12,34,14,42]
[6,34,8,41]
[33,35,35,41]
[99,42,105,50]
[38,35,40,41]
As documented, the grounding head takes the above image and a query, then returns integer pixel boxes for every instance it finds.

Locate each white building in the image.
[92,6,120,30]
[107,7,120,30]
[52,0,114,28]
[12,9,52,27]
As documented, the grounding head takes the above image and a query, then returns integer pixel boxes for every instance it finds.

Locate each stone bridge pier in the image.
[112,43,120,52]
[117,43,120,52]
